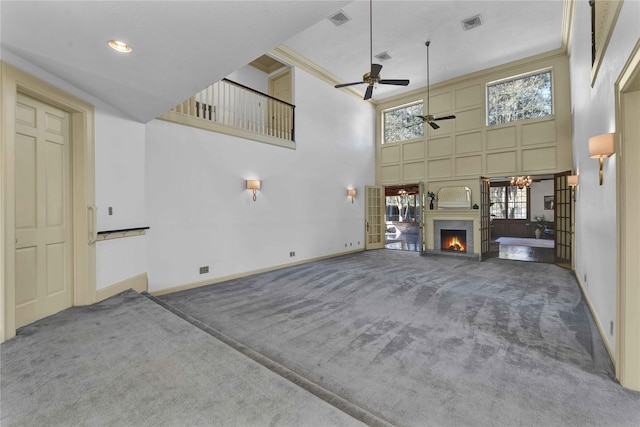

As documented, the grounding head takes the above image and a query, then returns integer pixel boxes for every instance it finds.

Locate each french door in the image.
[554,171,572,265]
[365,185,385,249]
[480,177,491,260]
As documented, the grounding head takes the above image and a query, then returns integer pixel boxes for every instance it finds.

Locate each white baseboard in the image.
[575,272,616,367]
[151,249,364,297]
[96,273,148,302]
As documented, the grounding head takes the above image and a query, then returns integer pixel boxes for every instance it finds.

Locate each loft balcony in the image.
[159,78,295,149]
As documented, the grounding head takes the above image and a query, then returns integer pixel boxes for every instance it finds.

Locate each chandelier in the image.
[510,176,532,189]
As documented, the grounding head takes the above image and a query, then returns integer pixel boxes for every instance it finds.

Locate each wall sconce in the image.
[347,188,356,204]
[246,179,261,201]
[567,174,579,201]
[589,132,615,185]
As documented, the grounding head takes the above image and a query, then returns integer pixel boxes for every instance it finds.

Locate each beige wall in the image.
[375,49,573,204]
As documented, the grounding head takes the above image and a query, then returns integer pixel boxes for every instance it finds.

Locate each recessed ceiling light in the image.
[108,40,132,53]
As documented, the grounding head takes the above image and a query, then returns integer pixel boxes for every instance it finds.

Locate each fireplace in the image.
[428,219,477,259]
[441,230,467,252]
[423,186,479,259]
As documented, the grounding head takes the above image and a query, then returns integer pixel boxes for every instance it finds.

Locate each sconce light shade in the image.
[589,133,615,185]
[246,179,261,201]
[347,188,356,203]
[567,174,579,201]
[588,133,615,158]
[246,180,261,191]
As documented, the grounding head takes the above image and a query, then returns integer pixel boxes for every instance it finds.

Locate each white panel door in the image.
[365,185,385,250]
[15,94,72,328]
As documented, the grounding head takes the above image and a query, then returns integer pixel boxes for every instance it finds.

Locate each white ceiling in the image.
[0,1,567,123]
[286,0,566,100]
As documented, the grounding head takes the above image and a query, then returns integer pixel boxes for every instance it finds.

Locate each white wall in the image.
[226,64,270,94]
[569,0,640,351]
[2,51,148,292]
[94,107,147,289]
[530,179,554,221]
[145,67,375,292]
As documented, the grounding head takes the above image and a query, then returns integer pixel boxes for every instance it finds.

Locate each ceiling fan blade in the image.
[364,85,374,100]
[433,115,457,121]
[413,115,428,122]
[379,79,410,86]
[335,81,365,89]
[370,63,383,79]
[429,121,440,130]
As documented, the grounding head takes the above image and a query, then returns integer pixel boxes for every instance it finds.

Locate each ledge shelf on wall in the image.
[96,226,150,242]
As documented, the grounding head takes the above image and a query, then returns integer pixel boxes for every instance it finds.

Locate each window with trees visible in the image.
[490,185,529,219]
[383,102,423,144]
[487,70,552,126]
[385,194,420,222]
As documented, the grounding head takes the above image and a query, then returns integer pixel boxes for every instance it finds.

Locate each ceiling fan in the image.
[412,41,456,130]
[334,0,409,100]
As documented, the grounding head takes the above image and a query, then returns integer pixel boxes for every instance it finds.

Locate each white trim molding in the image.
[96,273,148,302]
[1,61,96,342]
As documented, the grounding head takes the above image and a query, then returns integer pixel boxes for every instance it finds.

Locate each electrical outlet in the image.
[108,207,113,215]
[289,251,295,257]
[345,243,347,247]
[199,266,209,274]
[610,321,614,336]
[584,273,587,282]
[350,242,352,246]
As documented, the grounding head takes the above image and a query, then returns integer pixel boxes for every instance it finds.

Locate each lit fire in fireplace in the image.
[443,236,465,251]
[441,230,466,252]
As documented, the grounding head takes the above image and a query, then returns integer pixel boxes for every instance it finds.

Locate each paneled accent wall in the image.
[376,50,572,204]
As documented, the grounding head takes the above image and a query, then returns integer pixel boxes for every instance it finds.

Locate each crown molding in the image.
[271,45,372,105]
[561,0,576,53]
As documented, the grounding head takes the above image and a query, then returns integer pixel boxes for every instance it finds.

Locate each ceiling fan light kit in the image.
[334,0,409,100]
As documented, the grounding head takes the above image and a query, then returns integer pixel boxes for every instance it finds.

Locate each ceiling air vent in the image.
[461,14,483,31]
[374,51,392,61]
[328,10,351,27]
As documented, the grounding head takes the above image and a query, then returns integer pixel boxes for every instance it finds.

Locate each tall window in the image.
[487,70,552,126]
[490,185,528,219]
[383,102,423,144]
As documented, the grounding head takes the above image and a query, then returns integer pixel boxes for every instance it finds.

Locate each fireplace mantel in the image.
[424,210,481,259]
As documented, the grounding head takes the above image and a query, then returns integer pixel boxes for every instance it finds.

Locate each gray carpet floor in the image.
[3,250,640,426]
[157,250,640,426]
[0,290,364,427]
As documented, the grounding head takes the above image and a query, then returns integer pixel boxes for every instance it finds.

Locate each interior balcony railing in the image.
[168,78,295,145]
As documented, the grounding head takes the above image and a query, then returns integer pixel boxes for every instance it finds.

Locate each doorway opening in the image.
[384,184,420,251]
[488,175,557,263]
